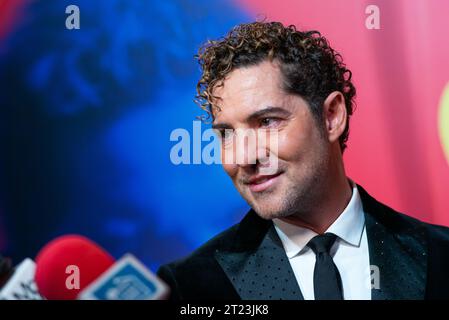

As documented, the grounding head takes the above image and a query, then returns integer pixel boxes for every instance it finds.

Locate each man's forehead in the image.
[211,61,286,121]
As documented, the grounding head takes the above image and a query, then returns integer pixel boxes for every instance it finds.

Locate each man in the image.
[157,21,449,300]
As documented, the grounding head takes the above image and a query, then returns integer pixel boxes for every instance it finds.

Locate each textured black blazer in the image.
[157,185,449,300]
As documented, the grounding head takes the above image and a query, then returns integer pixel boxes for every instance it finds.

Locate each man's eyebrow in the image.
[211,122,233,130]
[212,107,291,129]
[246,106,291,122]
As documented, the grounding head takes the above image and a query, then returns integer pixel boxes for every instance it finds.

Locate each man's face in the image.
[212,60,331,220]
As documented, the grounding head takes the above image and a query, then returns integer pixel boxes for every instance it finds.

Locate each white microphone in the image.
[0,258,43,300]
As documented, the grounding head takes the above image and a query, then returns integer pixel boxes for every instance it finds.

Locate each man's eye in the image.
[216,129,234,141]
[223,129,234,140]
[260,117,278,127]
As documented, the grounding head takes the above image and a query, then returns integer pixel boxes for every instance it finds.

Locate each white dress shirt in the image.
[273,182,372,300]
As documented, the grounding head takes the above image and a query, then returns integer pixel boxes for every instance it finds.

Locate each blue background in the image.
[0,0,251,271]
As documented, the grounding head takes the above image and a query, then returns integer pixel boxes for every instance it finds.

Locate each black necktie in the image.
[307,233,343,300]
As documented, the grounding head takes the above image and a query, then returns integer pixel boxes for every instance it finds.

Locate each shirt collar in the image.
[273,180,365,259]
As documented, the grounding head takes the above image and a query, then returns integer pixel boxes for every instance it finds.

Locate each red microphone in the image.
[34,234,169,300]
[34,235,114,300]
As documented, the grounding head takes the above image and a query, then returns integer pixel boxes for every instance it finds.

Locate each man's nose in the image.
[232,129,278,175]
[233,130,268,167]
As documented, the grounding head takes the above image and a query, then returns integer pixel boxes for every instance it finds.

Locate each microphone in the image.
[35,235,115,300]
[0,258,43,300]
[34,234,169,300]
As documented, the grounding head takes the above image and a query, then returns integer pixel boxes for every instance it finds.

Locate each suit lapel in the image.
[214,185,428,300]
[214,210,304,300]
[359,185,428,300]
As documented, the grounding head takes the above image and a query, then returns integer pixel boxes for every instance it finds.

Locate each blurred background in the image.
[0,0,448,272]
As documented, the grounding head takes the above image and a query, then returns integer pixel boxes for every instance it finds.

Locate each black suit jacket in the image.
[157,185,449,300]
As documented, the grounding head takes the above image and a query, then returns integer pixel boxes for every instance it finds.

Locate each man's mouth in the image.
[244,172,283,193]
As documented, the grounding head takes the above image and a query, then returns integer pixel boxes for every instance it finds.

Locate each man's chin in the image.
[239,189,290,219]
[251,202,289,220]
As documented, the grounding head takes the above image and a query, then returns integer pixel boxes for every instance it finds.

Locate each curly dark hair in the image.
[195,21,356,152]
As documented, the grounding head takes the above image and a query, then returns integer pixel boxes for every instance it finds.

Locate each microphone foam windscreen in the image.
[35,235,114,300]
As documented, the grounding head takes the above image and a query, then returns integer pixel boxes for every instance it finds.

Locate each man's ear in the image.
[323,91,347,144]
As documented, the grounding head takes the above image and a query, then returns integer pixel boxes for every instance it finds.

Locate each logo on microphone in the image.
[78,254,168,300]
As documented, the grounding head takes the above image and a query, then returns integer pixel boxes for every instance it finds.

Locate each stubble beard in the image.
[239,149,330,221]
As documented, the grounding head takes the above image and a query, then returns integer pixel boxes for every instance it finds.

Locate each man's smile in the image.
[243,171,283,193]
